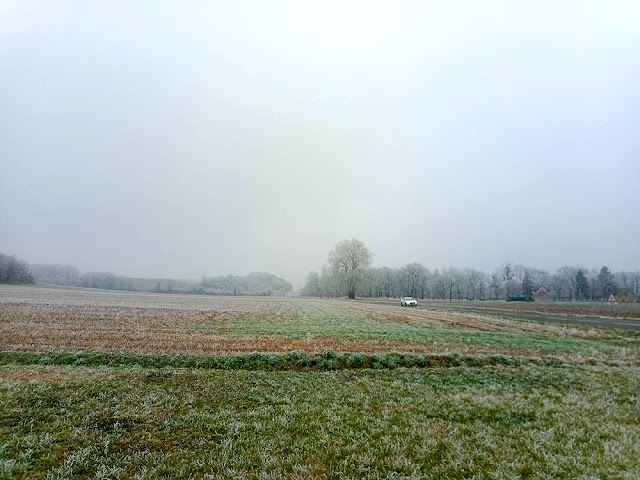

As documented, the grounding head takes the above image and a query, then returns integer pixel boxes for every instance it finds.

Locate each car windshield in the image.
[404,297,414,300]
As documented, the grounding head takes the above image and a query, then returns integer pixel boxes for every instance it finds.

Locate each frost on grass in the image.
[1,365,638,479]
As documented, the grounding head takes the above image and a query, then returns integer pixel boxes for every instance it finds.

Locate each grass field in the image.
[1,285,639,478]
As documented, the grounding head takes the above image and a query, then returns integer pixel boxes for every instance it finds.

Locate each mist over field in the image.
[1,1,639,287]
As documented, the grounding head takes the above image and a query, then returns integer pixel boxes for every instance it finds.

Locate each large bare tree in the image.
[328,239,373,299]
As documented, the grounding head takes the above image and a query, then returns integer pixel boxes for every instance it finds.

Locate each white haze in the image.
[1,1,639,287]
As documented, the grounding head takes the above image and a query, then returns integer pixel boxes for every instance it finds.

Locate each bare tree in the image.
[375,267,395,297]
[511,264,526,284]
[418,266,430,300]
[441,268,457,301]
[358,268,376,298]
[488,272,502,300]
[465,269,486,300]
[328,239,373,299]
[551,266,578,301]
[302,272,321,296]
[401,263,425,298]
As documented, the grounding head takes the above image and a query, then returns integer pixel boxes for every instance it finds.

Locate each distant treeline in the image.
[25,260,292,296]
[0,253,34,284]
[303,262,639,303]
[195,272,293,296]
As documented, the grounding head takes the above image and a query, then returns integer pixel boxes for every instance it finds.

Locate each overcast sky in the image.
[1,1,639,286]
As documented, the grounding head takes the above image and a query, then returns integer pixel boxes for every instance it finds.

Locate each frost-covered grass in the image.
[1,364,639,479]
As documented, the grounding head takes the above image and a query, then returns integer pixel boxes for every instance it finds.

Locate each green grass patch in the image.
[1,364,638,478]
[197,304,640,357]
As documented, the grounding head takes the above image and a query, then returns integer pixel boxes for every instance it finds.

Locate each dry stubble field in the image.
[1,284,638,363]
[1,285,640,479]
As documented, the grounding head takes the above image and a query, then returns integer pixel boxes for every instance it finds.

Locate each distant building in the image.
[533,286,553,302]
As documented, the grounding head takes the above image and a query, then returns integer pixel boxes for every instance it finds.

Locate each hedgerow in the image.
[0,350,567,371]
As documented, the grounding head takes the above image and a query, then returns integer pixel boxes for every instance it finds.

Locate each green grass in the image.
[196,303,640,358]
[1,364,638,479]
[0,351,565,371]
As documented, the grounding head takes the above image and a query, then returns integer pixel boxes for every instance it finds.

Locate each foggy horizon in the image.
[2,1,639,288]
[12,243,640,286]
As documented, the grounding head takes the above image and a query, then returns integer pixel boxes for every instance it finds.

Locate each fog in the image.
[1,1,639,287]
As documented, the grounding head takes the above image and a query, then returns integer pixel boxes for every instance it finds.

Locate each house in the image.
[533,286,553,302]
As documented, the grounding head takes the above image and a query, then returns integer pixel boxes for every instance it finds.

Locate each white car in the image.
[401,297,418,307]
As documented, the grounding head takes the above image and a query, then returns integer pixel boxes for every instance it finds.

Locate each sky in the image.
[1,1,639,287]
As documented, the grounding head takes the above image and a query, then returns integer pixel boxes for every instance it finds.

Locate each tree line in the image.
[302,240,639,302]
[194,272,293,296]
[0,253,34,284]
[15,256,293,295]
